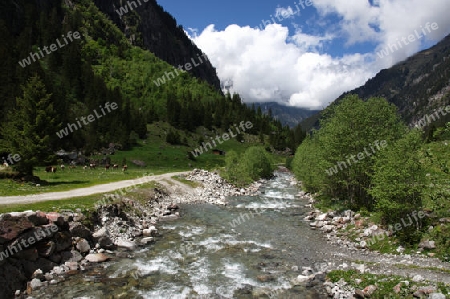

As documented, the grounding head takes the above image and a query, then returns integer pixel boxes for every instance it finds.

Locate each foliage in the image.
[223,150,251,186]
[223,146,274,186]
[369,130,426,229]
[293,95,406,210]
[292,134,327,194]
[242,146,274,180]
[166,130,182,145]
[0,76,59,175]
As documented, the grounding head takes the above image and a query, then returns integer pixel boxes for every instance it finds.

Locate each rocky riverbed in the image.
[0,169,263,298]
[1,169,449,298]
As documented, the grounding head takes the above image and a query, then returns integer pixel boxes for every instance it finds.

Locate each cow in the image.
[89,163,96,170]
[122,165,128,172]
[112,164,119,170]
[45,166,57,173]
[105,164,110,171]
[60,164,65,171]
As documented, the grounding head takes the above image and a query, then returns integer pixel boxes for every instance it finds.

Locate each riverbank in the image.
[3,169,449,298]
[299,190,450,298]
[0,169,262,298]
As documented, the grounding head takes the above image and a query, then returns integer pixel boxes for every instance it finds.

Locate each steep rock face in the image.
[93,0,222,92]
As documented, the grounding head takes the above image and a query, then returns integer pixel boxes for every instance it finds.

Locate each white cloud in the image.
[192,0,450,109]
[275,6,297,20]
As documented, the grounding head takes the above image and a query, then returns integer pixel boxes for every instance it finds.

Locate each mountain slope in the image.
[249,102,320,128]
[301,34,450,131]
[93,0,222,92]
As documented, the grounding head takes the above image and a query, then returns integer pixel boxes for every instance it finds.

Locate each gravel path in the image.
[0,171,191,205]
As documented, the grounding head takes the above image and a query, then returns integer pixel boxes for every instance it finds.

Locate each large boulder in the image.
[69,222,92,240]
[98,236,115,250]
[54,231,73,252]
[45,212,66,226]
[0,213,35,244]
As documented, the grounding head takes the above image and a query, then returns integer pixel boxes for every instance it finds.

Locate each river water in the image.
[32,172,332,298]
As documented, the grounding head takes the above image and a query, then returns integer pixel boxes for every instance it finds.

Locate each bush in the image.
[223,146,274,186]
[223,150,251,186]
[242,146,274,180]
[166,130,181,145]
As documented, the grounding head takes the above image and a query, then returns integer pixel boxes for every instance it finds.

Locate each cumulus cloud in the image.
[192,0,450,109]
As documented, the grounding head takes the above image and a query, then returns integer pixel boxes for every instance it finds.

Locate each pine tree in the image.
[1,76,59,176]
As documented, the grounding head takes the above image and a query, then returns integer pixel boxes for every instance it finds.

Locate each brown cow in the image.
[105,164,110,171]
[122,165,128,172]
[112,164,119,170]
[45,166,57,173]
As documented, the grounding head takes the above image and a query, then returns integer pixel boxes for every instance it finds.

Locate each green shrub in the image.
[222,147,274,186]
[242,146,274,180]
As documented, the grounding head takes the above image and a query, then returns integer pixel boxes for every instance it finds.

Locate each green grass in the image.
[0,122,287,197]
[0,181,159,214]
[327,270,450,298]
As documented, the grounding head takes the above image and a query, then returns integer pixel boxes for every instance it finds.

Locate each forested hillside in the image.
[0,0,302,176]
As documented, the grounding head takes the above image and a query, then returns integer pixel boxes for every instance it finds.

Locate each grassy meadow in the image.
[0,122,283,198]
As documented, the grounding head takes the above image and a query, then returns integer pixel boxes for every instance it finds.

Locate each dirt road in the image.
[0,171,192,205]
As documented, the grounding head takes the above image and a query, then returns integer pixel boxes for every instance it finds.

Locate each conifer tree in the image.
[1,76,59,176]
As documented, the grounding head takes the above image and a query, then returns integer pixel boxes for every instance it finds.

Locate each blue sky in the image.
[157,0,450,109]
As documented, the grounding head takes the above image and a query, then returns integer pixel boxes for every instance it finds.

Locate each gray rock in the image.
[115,239,136,251]
[76,238,91,253]
[322,225,335,233]
[64,261,78,271]
[29,278,43,290]
[418,240,436,249]
[92,227,109,239]
[140,237,154,245]
[85,253,110,263]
